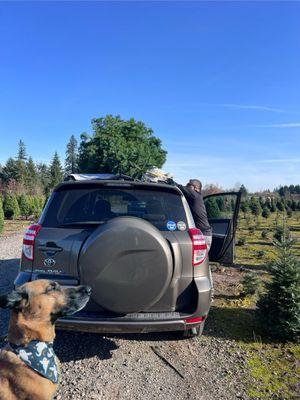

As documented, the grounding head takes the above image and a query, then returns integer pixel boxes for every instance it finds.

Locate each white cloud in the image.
[256,158,300,164]
[215,103,286,113]
[251,123,300,128]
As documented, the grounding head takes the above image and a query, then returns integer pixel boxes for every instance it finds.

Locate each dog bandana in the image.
[8,340,60,384]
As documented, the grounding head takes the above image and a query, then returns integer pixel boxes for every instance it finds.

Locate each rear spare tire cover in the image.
[79,217,173,313]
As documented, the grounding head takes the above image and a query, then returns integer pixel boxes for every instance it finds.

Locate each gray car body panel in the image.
[17,180,216,333]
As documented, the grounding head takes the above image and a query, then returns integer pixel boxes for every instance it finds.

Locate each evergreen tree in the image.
[17,140,27,161]
[78,115,167,178]
[25,157,38,194]
[258,196,265,208]
[270,198,277,212]
[240,200,250,218]
[18,194,31,219]
[49,152,63,189]
[15,140,27,183]
[239,184,248,197]
[65,135,78,174]
[249,196,261,216]
[276,199,285,212]
[291,200,297,211]
[0,196,4,234]
[262,207,270,219]
[205,197,220,218]
[1,157,19,184]
[257,233,300,341]
[36,163,50,197]
[3,193,20,219]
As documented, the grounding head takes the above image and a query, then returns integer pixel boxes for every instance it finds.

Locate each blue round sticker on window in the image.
[167,221,177,231]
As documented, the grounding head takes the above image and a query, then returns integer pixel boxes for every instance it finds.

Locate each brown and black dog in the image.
[0,280,91,400]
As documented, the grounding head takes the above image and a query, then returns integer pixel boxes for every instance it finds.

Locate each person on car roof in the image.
[169,178,212,250]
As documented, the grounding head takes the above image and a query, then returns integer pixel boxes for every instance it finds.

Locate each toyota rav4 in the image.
[15,174,241,337]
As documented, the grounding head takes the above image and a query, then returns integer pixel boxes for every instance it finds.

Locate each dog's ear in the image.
[0,289,27,309]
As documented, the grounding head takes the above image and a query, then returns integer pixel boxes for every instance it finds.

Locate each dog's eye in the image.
[46,283,60,293]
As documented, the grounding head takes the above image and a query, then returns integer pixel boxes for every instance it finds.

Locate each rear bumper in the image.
[15,272,212,334]
[56,317,189,334]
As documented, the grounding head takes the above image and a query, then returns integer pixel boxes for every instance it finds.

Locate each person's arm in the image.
[166,179,196,199]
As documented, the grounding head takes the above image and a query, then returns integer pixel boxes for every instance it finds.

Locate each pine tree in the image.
[276,199,285,212]
[249,196,261,216]
[1,157,19,184]
[18,194,31,219]
[15,140,27,183]
[3,193,20,220]
[270,198,277,212]
[205,197,220,218]
[65,135,78,174]
[25,157,38,194]
[0,196,4,233]
[17,140,27,161]
[49,152,63,189]
[257,232,300,341]
[36,163,50,197]
[262,207,270,219]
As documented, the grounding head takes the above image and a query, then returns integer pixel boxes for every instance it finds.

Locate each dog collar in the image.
[8,340,60,384]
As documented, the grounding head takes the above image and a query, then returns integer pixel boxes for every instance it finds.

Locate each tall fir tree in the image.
[49,152,63,189]
[25,156,38,194]
[17,140,27,161]
[65,135,78,174]
[15,140,27,183]
[0,158,19,184]
[36,163,50,197]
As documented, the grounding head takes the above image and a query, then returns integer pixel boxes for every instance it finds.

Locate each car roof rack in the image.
[64,173,138,182]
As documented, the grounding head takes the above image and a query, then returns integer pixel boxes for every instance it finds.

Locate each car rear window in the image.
[42,187,188,231]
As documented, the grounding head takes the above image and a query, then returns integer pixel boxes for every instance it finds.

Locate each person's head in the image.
[187,179,202,193]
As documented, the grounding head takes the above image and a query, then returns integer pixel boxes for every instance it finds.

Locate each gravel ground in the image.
[0,232,250,400]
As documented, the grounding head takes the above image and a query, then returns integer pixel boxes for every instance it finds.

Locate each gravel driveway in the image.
[0,232,250,400]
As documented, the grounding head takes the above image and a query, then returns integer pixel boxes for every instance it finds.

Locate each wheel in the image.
[182,321,205,338]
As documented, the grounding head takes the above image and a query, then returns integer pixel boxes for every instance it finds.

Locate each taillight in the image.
[22,224,41,261]
[185,316,205,324]
[188,228,207,266]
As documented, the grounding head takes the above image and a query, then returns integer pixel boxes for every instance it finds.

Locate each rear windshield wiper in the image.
[58,221,106,228]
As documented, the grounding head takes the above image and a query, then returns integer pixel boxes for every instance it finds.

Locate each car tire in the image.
[182,321,205,339]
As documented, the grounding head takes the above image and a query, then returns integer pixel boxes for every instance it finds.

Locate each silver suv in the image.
[15,174,241,337]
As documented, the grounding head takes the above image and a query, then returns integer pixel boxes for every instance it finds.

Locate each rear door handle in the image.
[38,245,63,254]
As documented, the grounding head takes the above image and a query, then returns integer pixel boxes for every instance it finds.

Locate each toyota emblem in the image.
[44,258,56,267]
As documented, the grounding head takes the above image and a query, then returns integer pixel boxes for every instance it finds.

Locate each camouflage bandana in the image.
[8,340,60,384]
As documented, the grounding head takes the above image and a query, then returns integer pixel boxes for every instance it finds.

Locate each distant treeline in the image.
[0,137,77,198]
[275,185,300,197]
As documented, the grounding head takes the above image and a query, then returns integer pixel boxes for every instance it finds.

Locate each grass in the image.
[212,290,300,399]
[236,211,300,268]
[213,210,300,399]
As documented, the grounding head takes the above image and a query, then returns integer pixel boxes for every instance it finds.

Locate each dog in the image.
[0,279,91,400]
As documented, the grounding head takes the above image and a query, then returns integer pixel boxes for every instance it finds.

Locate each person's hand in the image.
[166,178,176,185]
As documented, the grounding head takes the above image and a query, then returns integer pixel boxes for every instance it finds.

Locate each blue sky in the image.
[0,1,299,191]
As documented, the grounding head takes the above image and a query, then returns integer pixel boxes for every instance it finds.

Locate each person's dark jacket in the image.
[174,183,212,236]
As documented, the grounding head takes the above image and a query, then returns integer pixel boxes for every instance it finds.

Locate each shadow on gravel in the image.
[54,331,119,362]
[0,258,19,292]
[0,258,19,338]
[108,331,184,342]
